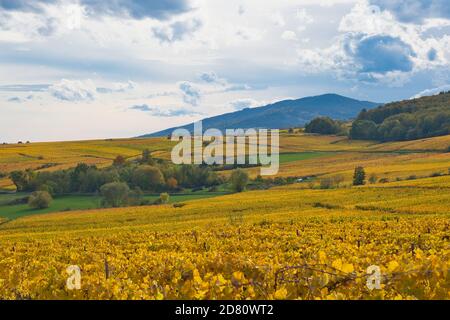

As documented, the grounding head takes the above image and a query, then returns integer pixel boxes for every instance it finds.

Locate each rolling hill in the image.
[142,93,379,137]
[350,91,450,141]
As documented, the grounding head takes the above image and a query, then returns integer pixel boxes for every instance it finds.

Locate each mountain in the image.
[141,93,379,137]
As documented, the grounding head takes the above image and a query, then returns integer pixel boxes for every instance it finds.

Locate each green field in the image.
[0,191,228,220]
[278,152,333,164]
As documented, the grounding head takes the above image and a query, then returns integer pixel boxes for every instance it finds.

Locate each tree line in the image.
[304,91,450,142]
[7,150,257,209]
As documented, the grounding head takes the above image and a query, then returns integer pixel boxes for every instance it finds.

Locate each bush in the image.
[100,182,130,207]
[155,192,170,205]
[368,174,377,184]
[332,175,344,187]
[230,169,249,193]
[28,191,52,209]
[430,172,442,178]
[320,178,333,189]
[353,167,366,186]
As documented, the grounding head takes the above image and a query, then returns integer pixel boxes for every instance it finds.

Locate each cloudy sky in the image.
[1,0,450,142]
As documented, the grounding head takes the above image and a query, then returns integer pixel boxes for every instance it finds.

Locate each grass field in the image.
[0,133,449,300]
[278,152,334,164]
[0,192,228,220]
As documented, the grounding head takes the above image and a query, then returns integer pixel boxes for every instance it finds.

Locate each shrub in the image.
[332,175,345,187]
[430,172,442,178]
[100,182,130,208]
[230,169,249,192]
[155,193,170,205]
[368,174,377,184]
[320,178,333,189]
[28,191,52,209]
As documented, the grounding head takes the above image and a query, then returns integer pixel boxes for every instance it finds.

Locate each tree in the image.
[353,167,366,186]
[132,165,164,191]
[128,187,143,206]
[140,149,155,165]
[305,117,342,135]
[230,169,249,192]
[10,170,35,192]
[332,175,345,188]
[113,155,126,167]
[100,182,130,207]
[28,191,52,209]
[166,177,178,190]
[368,174,377,184]
[350,120,378,140]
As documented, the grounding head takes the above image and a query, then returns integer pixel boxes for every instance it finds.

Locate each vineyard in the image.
[0,133,449,300]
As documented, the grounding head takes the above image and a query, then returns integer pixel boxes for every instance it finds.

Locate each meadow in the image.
[0,133,449,300]
[0,191,228,220]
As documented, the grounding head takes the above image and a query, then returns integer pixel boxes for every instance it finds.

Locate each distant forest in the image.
[306,91,450,142]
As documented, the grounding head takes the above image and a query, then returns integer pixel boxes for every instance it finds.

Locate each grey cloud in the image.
[346,34,416,75]
[130,104,200,117]
[48,79,96,102]
[96,81,137,94]
[179,81,201,106]
[7,96,22,103]
[229,99,259,111]
[199,71,222,84]
[7,94,34,103]
[152,18,202,43]
[0,84,50,92]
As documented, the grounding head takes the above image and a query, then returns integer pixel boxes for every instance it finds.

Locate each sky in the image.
[1,0,450,142]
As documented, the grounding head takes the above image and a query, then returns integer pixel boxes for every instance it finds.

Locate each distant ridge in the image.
[141,93,379,137]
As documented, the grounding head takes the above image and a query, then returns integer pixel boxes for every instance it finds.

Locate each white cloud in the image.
[296,8,314,24]
[411,84,450,98]
[49,79,97,102]
[270,12,286,27]
[281,30,298,41]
